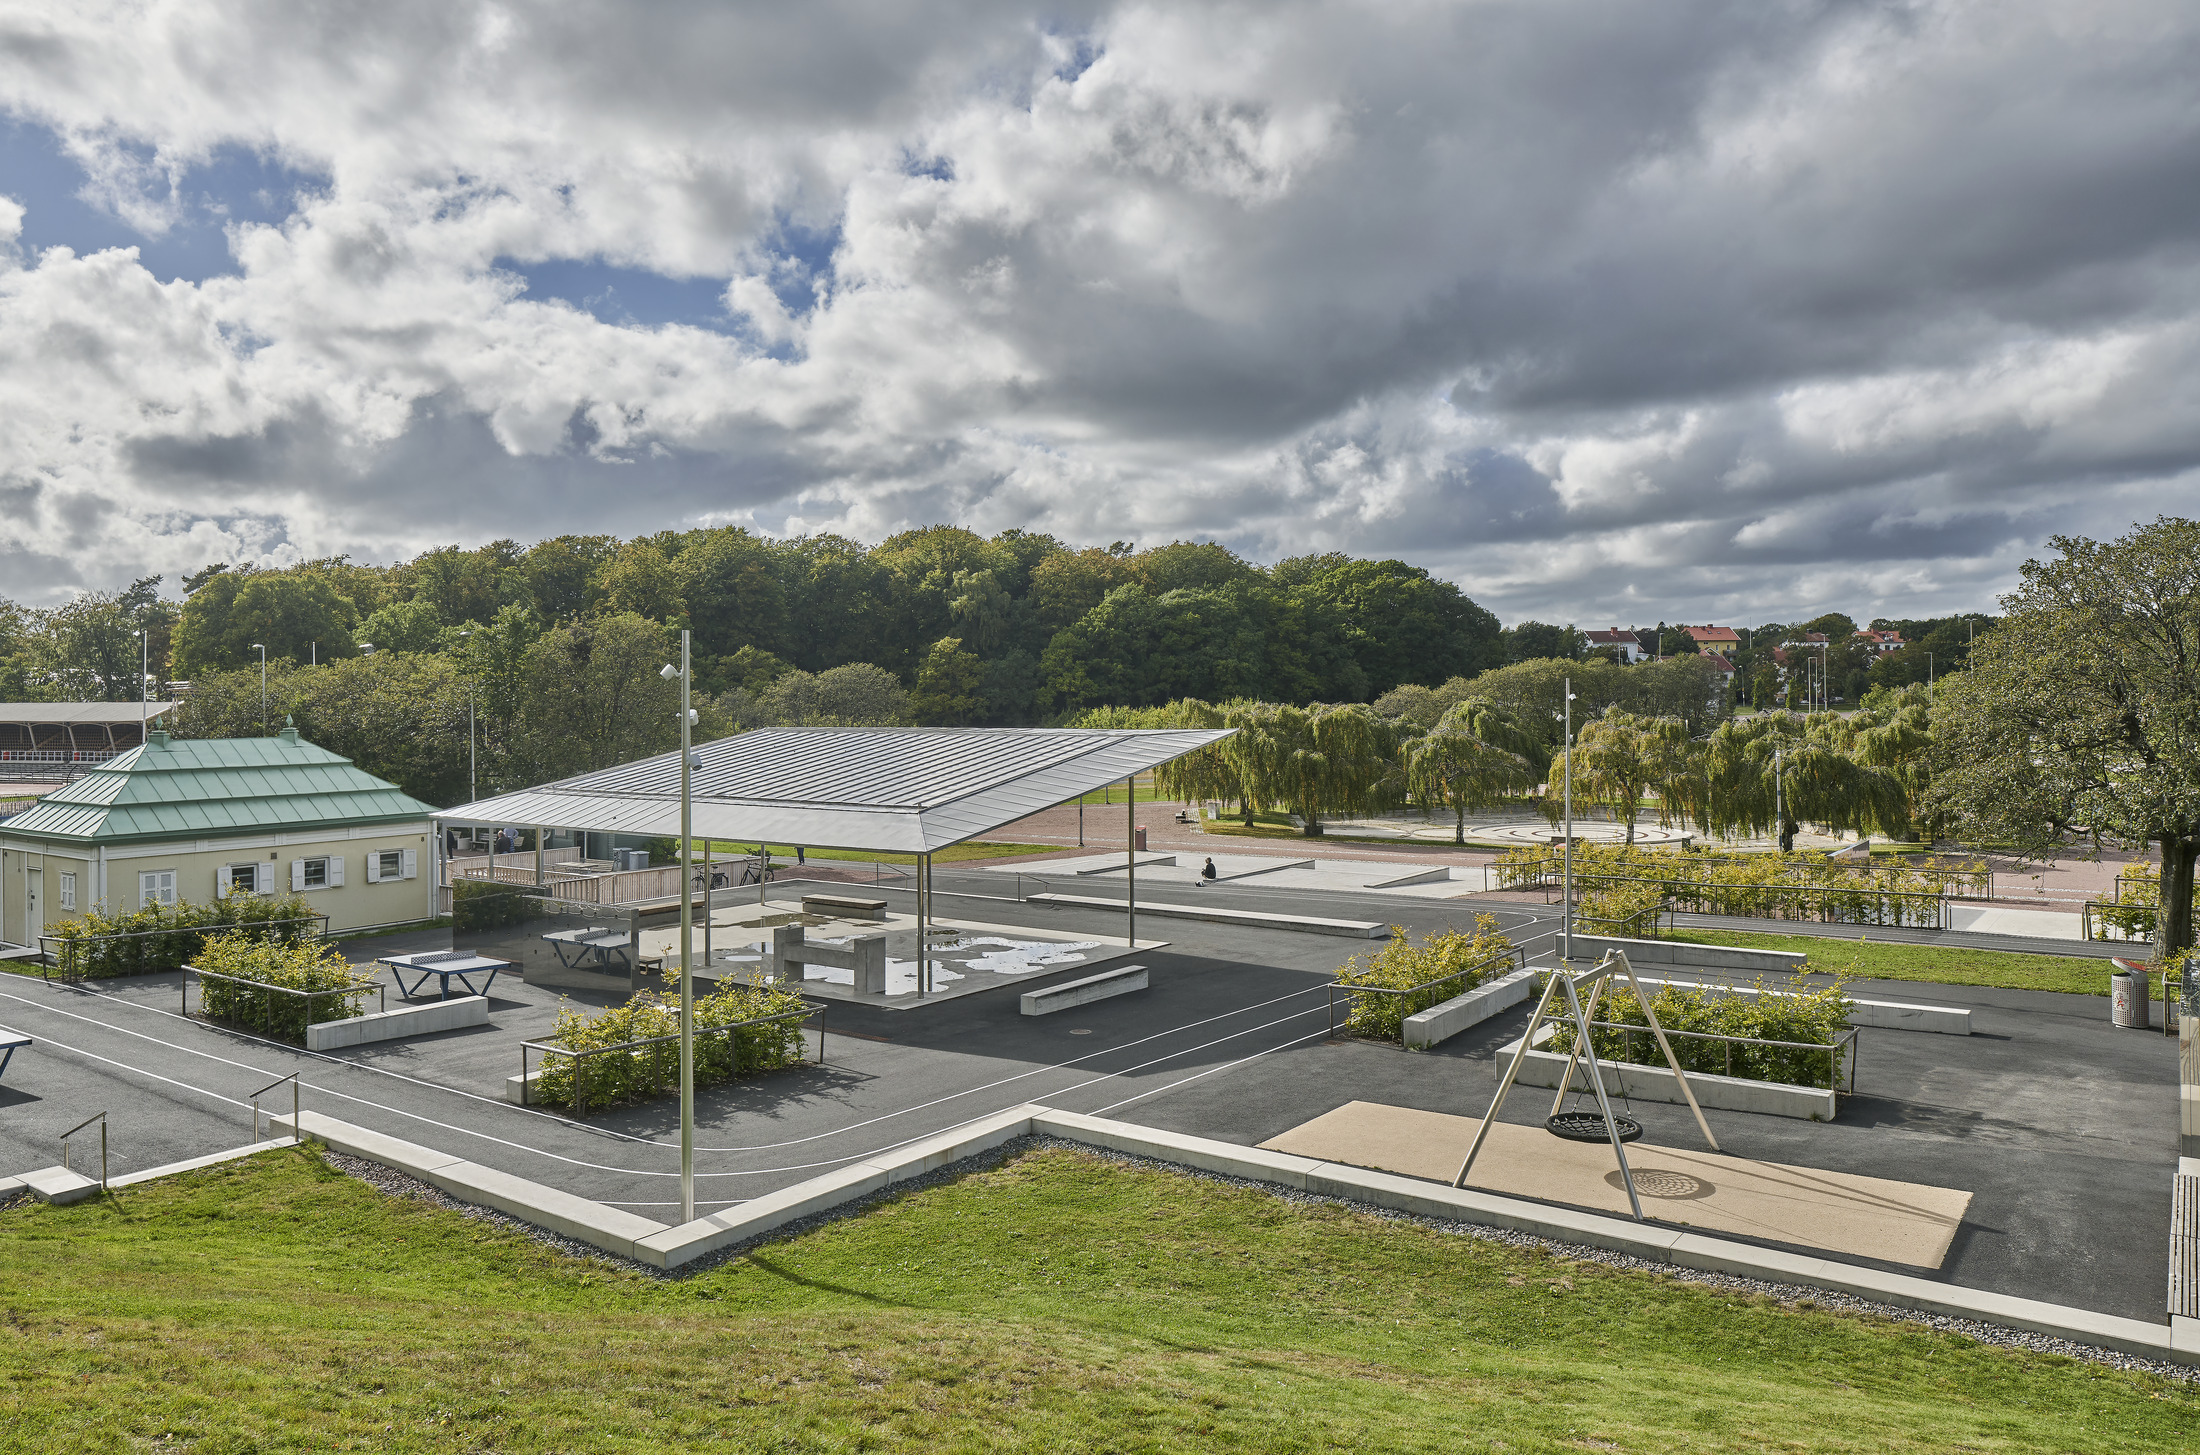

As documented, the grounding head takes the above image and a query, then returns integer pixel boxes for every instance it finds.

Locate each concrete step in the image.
[18,1165,100,1204]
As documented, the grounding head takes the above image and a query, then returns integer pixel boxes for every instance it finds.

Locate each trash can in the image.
[2111,961,2151,1029]
[1135,826,1148,852]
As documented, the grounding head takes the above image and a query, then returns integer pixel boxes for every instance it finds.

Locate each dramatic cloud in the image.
[2,0,2197,623]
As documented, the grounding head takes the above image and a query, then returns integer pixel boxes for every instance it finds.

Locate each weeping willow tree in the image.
[1847,691,1936,841]
[1698,712,1910,849]
[1405,698,1543,845]
[1543,707,1695,846]
[1223,701,1400,836]
[1145,697,1247,809]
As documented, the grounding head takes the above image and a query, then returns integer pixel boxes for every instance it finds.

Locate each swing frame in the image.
[1451,948,1719,1221]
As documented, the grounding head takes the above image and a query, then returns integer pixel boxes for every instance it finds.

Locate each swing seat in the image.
[1547,1111,1642,1143]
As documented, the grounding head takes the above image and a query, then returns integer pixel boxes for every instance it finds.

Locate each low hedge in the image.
[1335,914,1518,1041]
[1546,975,1855,1089]
[191,933,378,1041]
[534,982,812,1110]
[45,893,322,978]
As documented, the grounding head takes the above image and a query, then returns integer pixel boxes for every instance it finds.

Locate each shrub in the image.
[1495,844,1989,930]
[45,893,322,979]
[1335,914,1517,1041]
[1546,974,1854,1089]
[533,981,813,1110]
[191,932,377,1041]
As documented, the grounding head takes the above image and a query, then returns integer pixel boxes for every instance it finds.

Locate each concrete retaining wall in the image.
[1022,965,1147,1016]
[1568,935,1806,975]
[1029,892,1382,938]
[1497,1027,1839,1121]
[307,995,488,1051]
[1402,967,1538,1049]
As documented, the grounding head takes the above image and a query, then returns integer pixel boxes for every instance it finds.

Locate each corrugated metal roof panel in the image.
[441,726,1232,853]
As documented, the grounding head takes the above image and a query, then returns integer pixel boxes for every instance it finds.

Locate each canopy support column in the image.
[1126,775,1136,948]
[917,854,930,996]
[533,826,544,887]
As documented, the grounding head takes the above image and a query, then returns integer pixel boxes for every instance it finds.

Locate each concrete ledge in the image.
[107,1138,300,1188]
[1364,866,1450,889]
[1215,858,1313,882]
[1402,966,1539,1049]
[1496,1029,1839,1121]
[18,1166,100,1204]
[1627,976,1971,1036]
[0,1174,23,1199]
[1023,965,1148,1016]
[1569,935,1806,975]
[505,1069,546,1105]
[1035,1108,1330,1189]
[274,1110,469,1183]
[1029,892,1383,938]
[634,1105,1045,1269]
[307,996,490,1051]
[1071,854,1178,875]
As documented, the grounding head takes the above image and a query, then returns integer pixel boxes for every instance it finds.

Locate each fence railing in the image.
[39,913,331,982]
[518,1001,827,1116]
[1528,869,1958,930]
[61,1111,107,1190]
[1497,851,1993,901]
[1327,945,1527,1039]
[183,963,384,1042]
[1555,1019,1859,1094]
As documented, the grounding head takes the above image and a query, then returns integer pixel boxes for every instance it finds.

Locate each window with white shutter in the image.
[401,848,417,881]
[327,855,345,887]
[141,870,177,908]
[291,860,307,892]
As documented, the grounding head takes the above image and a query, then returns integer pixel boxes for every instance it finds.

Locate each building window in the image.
[58,872,76,912]
[291,856,343,891]
[364,848,417,884]
[139,870,177,908]
[303,858,327,888]
[220,863,265,898]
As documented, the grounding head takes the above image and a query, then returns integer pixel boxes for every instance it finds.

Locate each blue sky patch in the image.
[493,256,734,330]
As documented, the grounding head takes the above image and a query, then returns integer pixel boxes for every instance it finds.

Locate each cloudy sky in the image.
[2,1,2196,625]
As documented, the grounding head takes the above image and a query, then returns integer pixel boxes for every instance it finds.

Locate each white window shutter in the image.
[213,869,228,900]
[401,848,418,881]
[366,854,381,884]
[291,860,307,892]
[328,855,345,887]
[257,863,274,894]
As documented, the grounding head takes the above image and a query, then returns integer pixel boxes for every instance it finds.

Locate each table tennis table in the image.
[0,1026,27,1080]
[541,928,635,972]
[379,951,509,1001]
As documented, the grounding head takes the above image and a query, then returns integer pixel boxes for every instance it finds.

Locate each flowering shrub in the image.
[533,981,812,1110]
[45,893,322,979]
[191,932,376,1040]
[1335,914,1517,1041]
[1546,974,1854,1089]
[1497,844,1988,930]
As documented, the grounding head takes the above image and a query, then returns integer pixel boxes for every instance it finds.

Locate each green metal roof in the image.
[0,731,437,846]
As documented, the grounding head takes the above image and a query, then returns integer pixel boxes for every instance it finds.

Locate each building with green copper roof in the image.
[1,724,439,945]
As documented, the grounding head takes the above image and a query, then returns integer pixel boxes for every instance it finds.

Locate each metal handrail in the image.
[183,964,385,1036]
[248,1071,301,1143]
[1014,873,1057,903]
[61,1110,107,1189]
[520,1000,826,1116]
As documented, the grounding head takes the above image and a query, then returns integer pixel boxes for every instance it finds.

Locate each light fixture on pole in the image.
[137,628,147,709]
[459,630,476,803]
[659,643,696,1225]
[251,644,267,733]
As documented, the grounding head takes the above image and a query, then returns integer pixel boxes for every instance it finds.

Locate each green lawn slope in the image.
[0,1144,2188,1451]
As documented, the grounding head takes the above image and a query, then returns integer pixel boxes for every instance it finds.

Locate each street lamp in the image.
[659,634,696,1225]
[1562,679,1577,962]
[459,630,477,803]
[136,628,148,709]
[251,644,266,733]
[1927,651,1934,687]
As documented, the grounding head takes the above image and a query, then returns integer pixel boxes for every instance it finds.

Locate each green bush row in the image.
[192,933,378,1041]
[1546,976,1854,1089]
[533,981,813,1111]
[45,893,323,978]
[1334,915,1518,1041]
[1500,843,1989,930]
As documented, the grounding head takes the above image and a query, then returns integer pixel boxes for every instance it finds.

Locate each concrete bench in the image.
[1625,975,1971,1035]
[0,1027,27,1080]
[307,996,490,1052]
[1401,967,1538,1049]
[772,925,889,994]
[1022,965,1148,1016]
[801,894,887,921]
[2174,1171,2199,1320]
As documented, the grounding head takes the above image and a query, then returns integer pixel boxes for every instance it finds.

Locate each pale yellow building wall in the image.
[1,821,435,943]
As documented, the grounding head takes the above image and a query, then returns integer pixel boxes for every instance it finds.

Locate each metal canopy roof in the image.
[1,730,439,845]
[439,725,1233,854]
[0,702,172,726]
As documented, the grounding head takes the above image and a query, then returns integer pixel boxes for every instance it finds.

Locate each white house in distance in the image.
[0,723,439,948]
[1582,628,1651,664]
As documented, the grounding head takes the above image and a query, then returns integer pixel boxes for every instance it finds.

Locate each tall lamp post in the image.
[1562,678,1576,963]
[458,630,477,803]
[659,634,695,1225]
[137,628,148,709]
[251,644,267,733]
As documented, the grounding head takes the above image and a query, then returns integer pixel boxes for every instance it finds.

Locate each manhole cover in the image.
[1611,1168,1709,1200]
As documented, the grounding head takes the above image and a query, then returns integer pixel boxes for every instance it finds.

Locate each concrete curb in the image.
[107,1137,302,1189]
[1402,967,1538,1049]
[307,996,490,1051]
[1028,892,1383,938]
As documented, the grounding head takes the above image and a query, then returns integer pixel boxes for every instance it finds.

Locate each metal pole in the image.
[678,629,694,1226]
[1453,971,1566,1188]
[1126,775,1137,948]
[917,855,928,996]
[469,695,476,803]
[1562,678,1573,963]
[1775,745,1784,852]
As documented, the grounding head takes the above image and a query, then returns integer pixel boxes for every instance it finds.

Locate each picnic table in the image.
[541,927,634,972]
[379,951,510,1001]
[0,1025,27,1079]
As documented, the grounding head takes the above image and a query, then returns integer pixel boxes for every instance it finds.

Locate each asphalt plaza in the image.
[0,866,2182,1328]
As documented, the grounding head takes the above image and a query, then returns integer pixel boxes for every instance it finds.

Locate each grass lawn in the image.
[692,839,1068,866]
[1666,928,2121,996]
[3,1145,2190,1452]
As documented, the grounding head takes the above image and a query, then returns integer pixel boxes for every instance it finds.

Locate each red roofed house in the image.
[1681,625,1742,658]
[1858,629,1905,656]
[1582,628,1650,664]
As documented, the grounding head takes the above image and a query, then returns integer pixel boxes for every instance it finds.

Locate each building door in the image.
[25,866,42,942]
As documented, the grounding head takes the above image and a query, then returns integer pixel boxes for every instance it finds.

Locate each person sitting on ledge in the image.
[1198,857,1218,886]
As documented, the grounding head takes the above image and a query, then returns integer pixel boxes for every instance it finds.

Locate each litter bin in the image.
[2110,960,2150,1030]
[1135,826,1147,852]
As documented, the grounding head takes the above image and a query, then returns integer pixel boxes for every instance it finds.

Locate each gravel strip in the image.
[321,1137,2195,1382]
